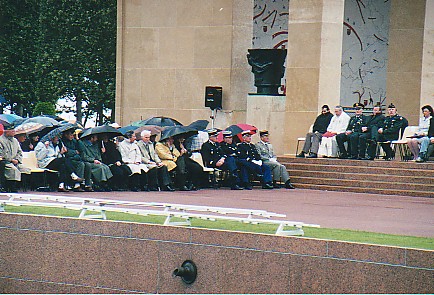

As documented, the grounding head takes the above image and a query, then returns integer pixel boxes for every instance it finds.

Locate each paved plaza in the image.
[21,187,434,238]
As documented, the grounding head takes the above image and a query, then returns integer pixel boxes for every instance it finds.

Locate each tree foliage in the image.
[33,101,56,116]
[0,0,116,125]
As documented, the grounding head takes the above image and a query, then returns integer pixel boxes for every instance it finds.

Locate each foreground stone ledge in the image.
[0,213,433,294]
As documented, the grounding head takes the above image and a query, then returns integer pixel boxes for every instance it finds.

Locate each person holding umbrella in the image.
[62,129,92,192]
[100,134,132,191]
[80,133,113,191]
[118,130,149,192]
[155,136,190,191]
[35,134,75,192]
[0,124,31,192]
[137,130,175,191]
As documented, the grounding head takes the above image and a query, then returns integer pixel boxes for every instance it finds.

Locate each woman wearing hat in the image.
[408,105,433,162]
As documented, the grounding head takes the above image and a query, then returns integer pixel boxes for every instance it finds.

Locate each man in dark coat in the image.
[81,134,113,191]
[297,105,333,158]
[237,130,273,190]
[359,105,385,160]
[62,129,91,191]
[377,103,406,160]
[336,103,369,159]
[100,134,132,190]
[200,129,242,190]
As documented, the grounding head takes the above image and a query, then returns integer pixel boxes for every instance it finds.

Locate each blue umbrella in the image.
[0,114,22,127]
[118,125,137,135]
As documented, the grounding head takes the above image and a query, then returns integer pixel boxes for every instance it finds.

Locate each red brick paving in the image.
[19,187,433,238]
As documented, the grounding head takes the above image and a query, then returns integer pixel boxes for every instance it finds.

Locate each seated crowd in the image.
[298,103,434,162]
[0,122,295,192]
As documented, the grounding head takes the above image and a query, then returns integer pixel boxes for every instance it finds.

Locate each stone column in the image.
[386,0,427,124]
[283,0,344,155]
[421,0,434,109]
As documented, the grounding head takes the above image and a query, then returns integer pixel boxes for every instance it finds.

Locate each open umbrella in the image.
[118,125,138,135]
[0,114,22,127]
[217,123,257,142]
[40,123,79,142]
[133,116,183,127]
[134,125,164,137]
[188,119,209,131]
[14,122,45,135]
[20,116,60,127]
[160,126,197,141]
[80,125,122,139]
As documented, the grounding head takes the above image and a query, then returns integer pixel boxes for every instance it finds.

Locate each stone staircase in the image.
[278,157,434,198]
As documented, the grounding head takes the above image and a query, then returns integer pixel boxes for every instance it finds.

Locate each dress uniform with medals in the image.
[200,129,242,190]
[237,130,273,189]
[373,103,406,160]
[336,103,369,159]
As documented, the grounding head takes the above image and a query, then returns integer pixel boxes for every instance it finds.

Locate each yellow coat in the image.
[155,142,180,171]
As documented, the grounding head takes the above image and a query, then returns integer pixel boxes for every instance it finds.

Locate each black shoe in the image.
[296,152,305,158]
[306,153,317,158]
[262,183,274,189]
[285,180,295,189]
[243,185,253,190]
[349,155,358,160]
[131,187,140,192]
[149,186,159,191]
[0,186,7,193]
[338,154,348,159]
[231,185,243,190]
[179,185,190,191]
[361,157,374,161]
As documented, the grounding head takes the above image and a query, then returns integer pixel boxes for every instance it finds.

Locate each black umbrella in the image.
[134,116,183,127]
[80,125,122,139]
[40,123,79,142]
[188,119,209,131]
[160,126,197,141]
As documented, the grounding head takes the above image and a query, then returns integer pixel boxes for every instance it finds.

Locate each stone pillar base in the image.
[246,94,287,155]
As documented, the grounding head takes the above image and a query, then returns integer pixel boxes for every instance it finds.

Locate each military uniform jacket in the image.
[365,114,385,131]
[220,142,238,157]
[379,114,405,141]
[346,115,368,133]
[200,141,223,168]
[255,141,275,161]
[237,142,261,161]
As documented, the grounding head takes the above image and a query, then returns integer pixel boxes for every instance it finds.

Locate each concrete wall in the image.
[1,213,433,294]
[115,0,253,129]
[115,0,434,155]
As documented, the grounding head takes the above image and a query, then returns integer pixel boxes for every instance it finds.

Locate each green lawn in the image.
[3,205,433,250]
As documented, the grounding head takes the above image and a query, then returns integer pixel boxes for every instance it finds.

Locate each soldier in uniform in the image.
[237,130,273,190]
[255,130,295,189]
[375,103,406,160]
[359,105,385,160]
[336,103,368,159]
[200,129,243,190]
